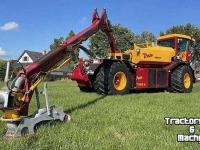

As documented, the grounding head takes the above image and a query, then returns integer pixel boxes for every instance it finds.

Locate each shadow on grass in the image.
[64,95,106,114]
[130,88,166,94]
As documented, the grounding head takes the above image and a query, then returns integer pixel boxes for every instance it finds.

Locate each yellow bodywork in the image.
[108,34,194,64]
[179,52,190,62]
[108,42,175,65]
[1,110,21,121]
[157,34,195,41]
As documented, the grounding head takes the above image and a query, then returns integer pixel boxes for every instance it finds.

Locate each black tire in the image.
[171,65,193,93]
[94,61,131,95]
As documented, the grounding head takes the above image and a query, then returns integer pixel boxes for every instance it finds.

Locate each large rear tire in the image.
[171,65,193,93]
[94,62,131,95]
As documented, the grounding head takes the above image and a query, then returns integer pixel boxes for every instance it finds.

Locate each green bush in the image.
[0,60,7,81]
[44,74,61,81]
[44,74,70,81]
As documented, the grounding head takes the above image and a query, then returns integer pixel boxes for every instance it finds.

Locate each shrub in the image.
[0,60,7,81]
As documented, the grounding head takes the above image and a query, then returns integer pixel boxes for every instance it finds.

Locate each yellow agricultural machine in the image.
[70,33,195,94]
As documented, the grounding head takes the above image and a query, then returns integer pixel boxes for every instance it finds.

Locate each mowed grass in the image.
[0,81,200,149]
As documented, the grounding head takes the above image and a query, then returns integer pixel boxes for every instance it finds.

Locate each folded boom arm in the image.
[0,8,119,117]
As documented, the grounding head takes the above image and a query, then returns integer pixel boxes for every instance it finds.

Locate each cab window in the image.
[178,38,190,52]
[158,39,174,48]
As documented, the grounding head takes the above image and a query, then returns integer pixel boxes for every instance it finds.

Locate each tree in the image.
[88,24,136,57]
[134,31,156,45]
[160,23,200,67]
[0,60,7,81]
[88,24,156,57]
[49,30,78,69]
[66,30,79,63]
[50,37,64,51]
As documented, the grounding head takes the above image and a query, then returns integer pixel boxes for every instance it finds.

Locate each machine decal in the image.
[155,56,161,59]
[136,76,143,80]
[136,83,146,86]
[143,53,153,58]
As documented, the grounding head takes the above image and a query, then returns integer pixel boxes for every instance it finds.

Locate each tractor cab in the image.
[157,34,195,62]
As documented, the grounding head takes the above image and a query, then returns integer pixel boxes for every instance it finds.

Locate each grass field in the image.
[0,81,200,149]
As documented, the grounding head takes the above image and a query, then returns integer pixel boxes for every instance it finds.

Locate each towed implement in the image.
[0,8,114,138]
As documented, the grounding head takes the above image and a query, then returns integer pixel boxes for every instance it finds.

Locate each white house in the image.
[18,50,45,64]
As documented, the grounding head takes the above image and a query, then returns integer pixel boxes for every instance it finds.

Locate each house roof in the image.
[18,50,43,62]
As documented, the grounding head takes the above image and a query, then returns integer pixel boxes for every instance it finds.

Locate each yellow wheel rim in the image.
[113,72,127,91]
[184,73,191,89]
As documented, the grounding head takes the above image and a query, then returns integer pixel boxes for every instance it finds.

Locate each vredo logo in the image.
[136,76,143,80]
[143,53,153,58]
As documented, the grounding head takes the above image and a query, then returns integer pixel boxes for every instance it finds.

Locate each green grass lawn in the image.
[0,81,200,149]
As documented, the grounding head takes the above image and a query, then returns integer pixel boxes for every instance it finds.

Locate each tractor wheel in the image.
[94,62,131,95]
[171,65,193,93]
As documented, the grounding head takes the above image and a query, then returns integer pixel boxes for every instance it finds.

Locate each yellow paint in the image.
[108,53,123,60]
[158,34,195,41]
[11,88,26,102]
[29,77,44,92]
[15,93,24,101]
[126,44,175,65]
[108,34,193,65]
[1,110,21,121]
[50,58,72,72]
[184,73,191,89]
[179,52,187,62]
[113,72,127,91]
[108,44,175,65]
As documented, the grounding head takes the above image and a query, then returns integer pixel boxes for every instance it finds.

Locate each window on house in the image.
[23,56,28,61]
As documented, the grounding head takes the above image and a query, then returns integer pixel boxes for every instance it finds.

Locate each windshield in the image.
[158,38,192,52]
[157,39,174,48]
[178,38,190,52]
